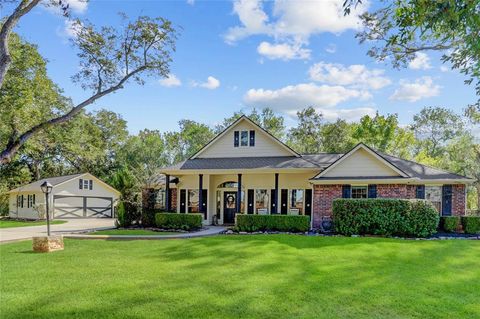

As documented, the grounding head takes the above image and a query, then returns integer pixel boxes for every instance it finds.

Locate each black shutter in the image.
[342,185,351,198]
[247,189,254,214]
[416,185,425,199]
[281,189,288,214]
[32,194,35,205]
[21,195,24,208]
[234,131,239,147]
[442,185,452,216]
[180,189,186,213]
[368,185,377,198]
[79,179,83,189]
[201,189,207,219]
[89,180,93,190]
[249,130,255,146]
[304,189,312,216]
[270,189,276,214]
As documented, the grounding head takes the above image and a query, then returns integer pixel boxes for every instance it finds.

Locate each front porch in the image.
[164,172,314,226]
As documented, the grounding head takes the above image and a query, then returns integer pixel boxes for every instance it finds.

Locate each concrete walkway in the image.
[0,218,115,243]
[64,226,227,240]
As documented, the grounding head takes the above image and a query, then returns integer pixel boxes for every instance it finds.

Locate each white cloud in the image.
[187,0,195,5]
[408,52,431,70]
[390,77,440,102]
[319,107,377,121]
[193,76,221,90]
[225,0,367,44]
[60,19,82,39]
[244,83,371,113]
[159,74,181,87]
[440,65,449,72]
[257,41,310,60]
[325,43,337,54]
[308,62,391,90]
[44,0,88,14]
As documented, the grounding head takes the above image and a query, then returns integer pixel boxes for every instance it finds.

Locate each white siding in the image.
[8,191,45,219]
[197,120,293,158]
[323,148,400,177]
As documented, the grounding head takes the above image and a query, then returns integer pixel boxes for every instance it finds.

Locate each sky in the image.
[6,0,478,134]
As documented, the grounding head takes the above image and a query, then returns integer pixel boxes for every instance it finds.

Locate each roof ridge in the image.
[380,152,472,179]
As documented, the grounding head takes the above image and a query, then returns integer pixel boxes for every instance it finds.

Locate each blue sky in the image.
[9,0,477,133]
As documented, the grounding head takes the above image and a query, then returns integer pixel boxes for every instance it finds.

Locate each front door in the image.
[223,192,237,224]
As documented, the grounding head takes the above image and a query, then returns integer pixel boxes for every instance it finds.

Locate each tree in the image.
[344,0,480,120]
[165,120,215,163]
[411,107,464,158]
[320,119,356,153]
[0,14,178,164]
[287,107,323,154]
[216,108,286,140]
[352,112,415,158]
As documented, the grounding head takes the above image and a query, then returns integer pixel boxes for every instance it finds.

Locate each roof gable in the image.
[191,116,299,159]
[313,143,409,179]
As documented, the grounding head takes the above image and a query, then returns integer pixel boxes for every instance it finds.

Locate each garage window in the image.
[27,194,35,208]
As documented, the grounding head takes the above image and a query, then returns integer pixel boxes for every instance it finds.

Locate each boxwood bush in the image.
[440,216,460,233]
[235,214,310,232]
[332,199,439,238]
[461,216,480,234]
[155,213,203,231]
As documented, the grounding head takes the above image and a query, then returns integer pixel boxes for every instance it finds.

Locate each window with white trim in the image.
[425,186,442,213]
[351,186,368,199]
[188,190,199,213]
[289,189,304,214]
[240,131,248,146]
[255,189,269,213]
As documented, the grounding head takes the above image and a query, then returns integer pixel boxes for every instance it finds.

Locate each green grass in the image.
[1,236,479,319]
[88,229,179,235]
[0,219,66,228]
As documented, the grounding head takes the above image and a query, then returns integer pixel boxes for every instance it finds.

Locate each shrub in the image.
[235,214,310,233]
[461,216,480,234]
[332,199,439,238]
[115,201,127,227]
[440,216,460,233]
[155,213,203,231]
[141,209,157,227]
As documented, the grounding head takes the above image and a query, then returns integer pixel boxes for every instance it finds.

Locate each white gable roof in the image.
[191,116,299,159]
[313,143,409,179]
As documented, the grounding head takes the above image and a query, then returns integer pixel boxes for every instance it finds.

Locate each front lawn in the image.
[88,229,179,235]
[1,236,479,318]
[0,219,66,228]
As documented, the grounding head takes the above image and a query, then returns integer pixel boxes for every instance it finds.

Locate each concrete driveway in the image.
[0,218,115,243]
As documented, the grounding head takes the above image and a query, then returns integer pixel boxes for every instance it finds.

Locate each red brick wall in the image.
[406,185,416,199]
[377,184,408,198]
[170,188,178,211]
[452,184,465,216]
[312,184,342,228]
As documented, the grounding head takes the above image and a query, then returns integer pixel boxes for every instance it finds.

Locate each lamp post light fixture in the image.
[40,181,53,236]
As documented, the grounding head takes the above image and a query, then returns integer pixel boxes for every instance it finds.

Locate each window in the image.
[255,189,269,213]
[27,194,35,208]
[240,131,248,146]
[425,186,442,213]
[83,179,89,190]
[289,189,304,214]
[17,195,23,208]
[351,186,368,199]
[218,181,238,188]
[155,189,166,210]
[188,190,199,213]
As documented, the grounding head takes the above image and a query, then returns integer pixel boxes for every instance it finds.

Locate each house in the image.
[145,116,474,229]
[8,173,120,220]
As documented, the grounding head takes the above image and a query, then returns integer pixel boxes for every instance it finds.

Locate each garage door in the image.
[53,195,113,218]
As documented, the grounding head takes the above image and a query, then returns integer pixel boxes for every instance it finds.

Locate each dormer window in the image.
[234,130,255,147]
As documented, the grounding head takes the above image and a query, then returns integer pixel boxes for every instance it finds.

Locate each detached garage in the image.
[8,173,120,220]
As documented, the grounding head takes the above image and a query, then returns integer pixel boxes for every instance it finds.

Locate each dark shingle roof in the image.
[163,154,343,171]
[8,173,84,193]
[161,151,471,181]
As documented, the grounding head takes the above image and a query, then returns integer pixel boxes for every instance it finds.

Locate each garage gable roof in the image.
[8,173,120,195]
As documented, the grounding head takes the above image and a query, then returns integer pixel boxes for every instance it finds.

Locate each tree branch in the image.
[0,0,41,89]
[0,66,146,164]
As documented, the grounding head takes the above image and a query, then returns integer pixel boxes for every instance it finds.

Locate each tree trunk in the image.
[0,0,41,89]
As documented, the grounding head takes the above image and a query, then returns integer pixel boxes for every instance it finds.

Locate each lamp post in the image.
[40,181,53,236]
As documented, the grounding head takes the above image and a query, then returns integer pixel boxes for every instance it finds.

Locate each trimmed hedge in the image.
[155,213,203,231]
[461,216,480,234]
[235,214,310,232]
[440,216,460,233]
[332,199,439,238]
